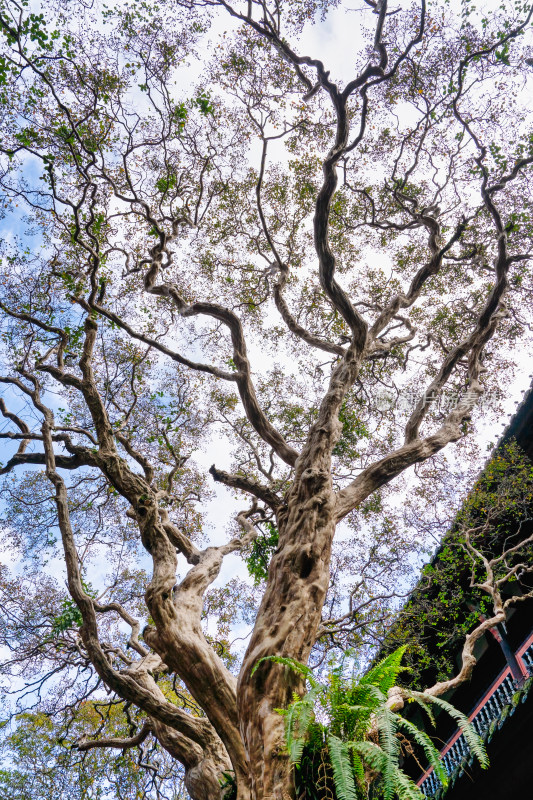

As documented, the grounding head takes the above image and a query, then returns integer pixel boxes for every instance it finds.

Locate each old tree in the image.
[2,0,533,796]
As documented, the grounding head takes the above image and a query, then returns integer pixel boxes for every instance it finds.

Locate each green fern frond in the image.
[350,747,366,788]
[353,739,398,800]
[408,694,436,728]
[349,683,387,707]
[360,646,408,693]
[353,741,424,800]
[409,692,489,769]
[327,733,358,800]
[285,695,316,764]
[351,739,388,771]
[331,684,385,734]
[375,706,400,756]
[395,715,448,789]
[258,646,488,800]
[374,707,400,800]
[334,702,373,713]
[393,765,426,800]
[252,655,318,688]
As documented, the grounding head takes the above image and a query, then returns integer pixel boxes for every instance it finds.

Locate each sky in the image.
[1,0,533,691]
[2,0,533,559]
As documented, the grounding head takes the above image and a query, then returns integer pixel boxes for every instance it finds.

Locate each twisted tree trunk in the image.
[237,359,354,798]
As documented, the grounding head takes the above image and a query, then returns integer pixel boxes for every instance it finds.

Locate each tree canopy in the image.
[1,0,533,797]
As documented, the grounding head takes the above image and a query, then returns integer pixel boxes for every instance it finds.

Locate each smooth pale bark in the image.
[142,543,252,798]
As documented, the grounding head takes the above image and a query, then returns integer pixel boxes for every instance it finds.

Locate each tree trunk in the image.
[128,657,233,800]
[238,467,337,799]
[155,720,232,800]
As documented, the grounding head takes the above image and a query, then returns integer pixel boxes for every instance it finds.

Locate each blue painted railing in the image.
[418,632,533,798]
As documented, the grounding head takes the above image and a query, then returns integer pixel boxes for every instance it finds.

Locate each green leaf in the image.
[396,715,448,789]
[409,692,488,769]
[327,734,358,800]
[251,655,318,688]
[285,695,316,764]
[361,645,408,694]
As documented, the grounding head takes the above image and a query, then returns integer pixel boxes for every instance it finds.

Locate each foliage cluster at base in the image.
[258,647,487,800]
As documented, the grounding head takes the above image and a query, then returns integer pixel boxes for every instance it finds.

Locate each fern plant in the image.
[255,647,488,800]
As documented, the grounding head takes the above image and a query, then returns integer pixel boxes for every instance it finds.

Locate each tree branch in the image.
[77,722,152,752]
[209,464,280,510]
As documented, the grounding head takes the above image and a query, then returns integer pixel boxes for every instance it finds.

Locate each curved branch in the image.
[159,508,202,565]
[93,600,149,658]
[79,298,236,381]
[209,464,280,510]
[83,295,298,467]
[77,721,152,752]
[336,410,473,521]
[423,611,506,698]
[314,94,368,352]
[273,277,345,356]
[17,375,215,749]
[157,293,300,467]
[0,449,98,475]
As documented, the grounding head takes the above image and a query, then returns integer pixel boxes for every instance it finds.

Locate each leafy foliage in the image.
[50,580,96,634]
[244,522,279,584]
[0,0,532,795]
[381,441,533,689]
[267,648,486,799]
[50,596,83,634]
[0,707,185,800]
